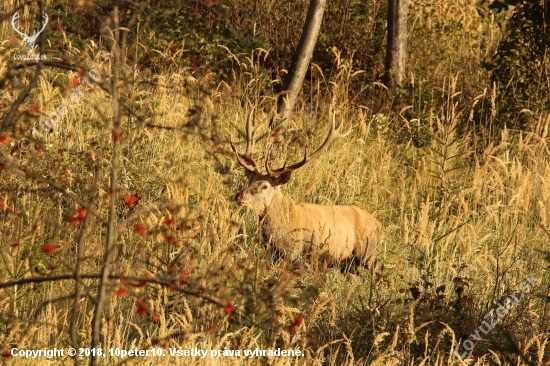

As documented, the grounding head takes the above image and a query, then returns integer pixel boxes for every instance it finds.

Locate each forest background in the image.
[1,0,550,364]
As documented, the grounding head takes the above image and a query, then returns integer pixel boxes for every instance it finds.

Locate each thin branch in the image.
[0,274,224,308]
[91,8,121,365]
[71,154,101,366]
[0,65,42,132]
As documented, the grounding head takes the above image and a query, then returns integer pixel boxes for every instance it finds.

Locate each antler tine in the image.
[11,12,26,38]
[37,13,49,35]
[231,108,260,174]
[28,13,49,40]
[266,112,352,177]
[244,107,257,157]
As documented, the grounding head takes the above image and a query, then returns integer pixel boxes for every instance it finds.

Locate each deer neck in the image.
[261,188,293,240]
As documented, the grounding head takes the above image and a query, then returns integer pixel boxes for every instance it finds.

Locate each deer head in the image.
[12,11,49,54]
[232,109,351,216]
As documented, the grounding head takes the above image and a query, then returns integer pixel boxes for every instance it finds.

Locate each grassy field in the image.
[1,0,550,365]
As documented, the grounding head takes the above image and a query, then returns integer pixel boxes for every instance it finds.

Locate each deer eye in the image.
[261,184,269,190]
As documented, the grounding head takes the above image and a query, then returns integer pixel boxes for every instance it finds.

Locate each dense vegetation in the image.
[0,0,549,364]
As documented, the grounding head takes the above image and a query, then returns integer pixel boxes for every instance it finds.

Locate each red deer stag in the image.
[232,111,382,271]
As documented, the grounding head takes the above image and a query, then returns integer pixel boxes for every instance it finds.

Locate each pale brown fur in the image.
[236,172,381,268]
[232,111,382,269]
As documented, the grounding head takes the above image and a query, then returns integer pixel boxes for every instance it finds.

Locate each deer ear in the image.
[277,171,292,185]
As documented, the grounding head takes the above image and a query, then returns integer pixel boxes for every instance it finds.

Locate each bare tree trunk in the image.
[384,0,408,89]
[272,0,327,135]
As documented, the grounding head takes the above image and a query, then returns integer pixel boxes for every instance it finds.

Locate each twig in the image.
[0,65,42,132]
[71,154,101,366]
[0,274,224,308]
[90,7,121,366]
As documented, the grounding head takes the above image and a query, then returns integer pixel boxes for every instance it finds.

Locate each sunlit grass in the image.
[1,1,549,365]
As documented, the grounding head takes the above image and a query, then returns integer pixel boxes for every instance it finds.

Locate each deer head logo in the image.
[11,11,49,54]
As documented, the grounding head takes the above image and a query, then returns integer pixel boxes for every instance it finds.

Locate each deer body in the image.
[232,110,382,269]
[263,191,380,266]
[237,173,381,268]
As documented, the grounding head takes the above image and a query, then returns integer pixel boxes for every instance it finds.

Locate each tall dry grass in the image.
[0,1,549,365]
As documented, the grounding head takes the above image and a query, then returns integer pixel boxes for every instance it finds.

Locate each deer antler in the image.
[231,108,261,174]
[265,112,352,177]
[11,12,27,38]
[26,13,49,42]
[33,13,49,38]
